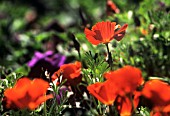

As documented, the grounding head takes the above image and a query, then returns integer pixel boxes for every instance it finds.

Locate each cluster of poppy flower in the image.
[3,21,170,116]
[85,21,170,115]
[3,61,82,110]
[87,66,170,116]
[87,66,143,115]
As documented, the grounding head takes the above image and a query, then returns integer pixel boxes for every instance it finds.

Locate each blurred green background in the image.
[0,0,170,79]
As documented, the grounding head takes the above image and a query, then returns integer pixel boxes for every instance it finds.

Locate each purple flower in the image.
[27,50,66,77]
[56,86,69,104]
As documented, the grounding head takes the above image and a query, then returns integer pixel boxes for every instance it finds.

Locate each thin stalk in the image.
[48,98,57,115]
[105,43,113,70]
[78,50,81,61]
[97,100,102,115]
[44,94,47,116]
[129,94,135,114]
[92,96,98,109]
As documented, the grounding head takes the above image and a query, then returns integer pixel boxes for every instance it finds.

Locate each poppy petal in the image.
[87,81,117,105]
[116,96,132,116]
[92,21,116,43]
[107,0,120,14]
[15,77,31,89]
[29,94,53,110]
[104,65,143,95]
[4,78,31,101]
[84,28,101,45]
[4,77,51,110]
[52,61,82,86]
[28,78,49,100]
[142,79,170,111]
[114,24,128,41]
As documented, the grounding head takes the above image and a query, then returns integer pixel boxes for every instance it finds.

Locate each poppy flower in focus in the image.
[84,21,128,45]
[52,61,82,86]
[142,80,170,114]
[4,77,53,110]
[106,0,120,16]
[87,80,117,105]
[104,65,143,96]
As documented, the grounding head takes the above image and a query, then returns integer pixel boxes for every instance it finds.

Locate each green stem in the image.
[44,96,47,116]
[78,50,81,61]
[92,96,98,109]
[48,98,57,115]
[97,100,102,115]
[105,43,113,70]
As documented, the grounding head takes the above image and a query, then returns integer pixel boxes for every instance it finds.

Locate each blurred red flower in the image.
[52,61,82,86]
[104,66,143,115]
[4,77,53,110]
[142,80,170,115]
[87,65,143,112]
[106,0,120,16]
[84,21,128,45]
[150,112,170,116]
[104,65,143,96]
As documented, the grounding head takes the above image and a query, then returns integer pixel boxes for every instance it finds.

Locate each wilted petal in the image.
[114,24,128,41]
[84,28,101,45]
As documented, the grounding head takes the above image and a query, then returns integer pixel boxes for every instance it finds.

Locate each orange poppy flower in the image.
[84,21,128,45]
[106,0,120,15]
[4,77,53,110]
[150,112,170,116]
[52,61,82,86]
[116,91,141,116]
[104,65,143,96]
[142,80,170,114]
[87,80,117,105]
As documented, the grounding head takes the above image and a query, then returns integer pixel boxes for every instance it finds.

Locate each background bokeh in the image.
[0,0,170,79]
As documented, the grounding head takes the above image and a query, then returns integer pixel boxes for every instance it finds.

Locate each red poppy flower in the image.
[104,66,143,96]
[142,80,170,113]
[116,91,141,116]
[150,112,170,116]
[4,77,53,110]
[84,21,128,45]
[106,0,120,15]
[52,61,82,86]
[87,80,117,105]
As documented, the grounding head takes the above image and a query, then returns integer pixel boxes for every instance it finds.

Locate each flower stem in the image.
[105,43,113,70]
[97,100,102,115]
[109,105,114,116]
[44,94,47,116]
[129,94,135,114]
